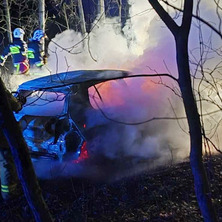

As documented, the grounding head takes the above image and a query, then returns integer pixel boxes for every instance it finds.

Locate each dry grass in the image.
[0,155,221,222]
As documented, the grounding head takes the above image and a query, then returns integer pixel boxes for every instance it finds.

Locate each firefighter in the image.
[0,87,24,201]
[27,29,47,69]
[0,28,29,75]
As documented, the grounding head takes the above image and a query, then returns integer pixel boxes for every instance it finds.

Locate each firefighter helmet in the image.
[13,28,25,40]
[32,29,44,41]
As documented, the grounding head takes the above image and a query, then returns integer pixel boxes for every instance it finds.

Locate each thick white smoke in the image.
[4,0,222,179]
[47,0,190,164]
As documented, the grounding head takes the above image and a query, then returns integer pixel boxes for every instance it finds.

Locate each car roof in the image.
[18,69,130,92]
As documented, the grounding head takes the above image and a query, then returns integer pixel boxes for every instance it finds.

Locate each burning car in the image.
[14,70,129,162]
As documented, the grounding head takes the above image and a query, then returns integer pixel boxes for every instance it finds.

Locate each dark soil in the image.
[0,155,222,222]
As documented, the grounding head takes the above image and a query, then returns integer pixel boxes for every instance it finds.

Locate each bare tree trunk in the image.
[176,31,218,222]
[3,0,12,43]
[77,0,87,35]
[0,78,54,222]
[63,3,70,30]
[115,0,122,32]
[148,0,218,221]
[117,0,122,23]
[98,0,105,21]
[39,0,45,52]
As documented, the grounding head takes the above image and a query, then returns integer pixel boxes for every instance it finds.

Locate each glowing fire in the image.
[88,80,126,109]
[73,142,88,163]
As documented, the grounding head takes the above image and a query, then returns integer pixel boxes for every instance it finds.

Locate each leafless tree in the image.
[0,77,54,221]
[98,0,105,18]
[148,0,220,221]
[2,0,12,43]
[77,0,87,36]
[159,0,222,152]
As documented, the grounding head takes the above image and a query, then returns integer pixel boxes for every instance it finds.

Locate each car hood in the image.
[17,69,130,92]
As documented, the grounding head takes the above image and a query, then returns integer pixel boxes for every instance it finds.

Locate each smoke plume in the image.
[4,0,222,180]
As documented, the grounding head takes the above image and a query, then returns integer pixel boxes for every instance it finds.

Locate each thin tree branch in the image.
[148,0,179,36]
[181,0,193,36]
[162,0,222,39]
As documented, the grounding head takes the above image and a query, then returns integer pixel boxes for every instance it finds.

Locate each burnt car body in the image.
[14,70,129,161]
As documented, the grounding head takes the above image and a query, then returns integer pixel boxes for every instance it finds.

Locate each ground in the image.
[0,155,221,222]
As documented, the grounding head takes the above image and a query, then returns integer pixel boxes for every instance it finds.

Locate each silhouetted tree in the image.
[0,78,54,222]
[148,0,218,221]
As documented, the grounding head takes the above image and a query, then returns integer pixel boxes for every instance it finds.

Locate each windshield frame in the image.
[17,89,69,117]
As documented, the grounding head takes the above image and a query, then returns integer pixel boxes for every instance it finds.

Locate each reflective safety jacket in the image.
[1,38,28,65]
[28,40,44,68]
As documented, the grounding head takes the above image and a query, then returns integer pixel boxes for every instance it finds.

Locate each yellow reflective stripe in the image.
[28,49,35,59]
[36,61,44,67]
[36,62,43,67]
[1,184,17,192]
[1,184,17,189]
[10,45,21,54]
[0,55,4,60]
[14,63,20,73]
[1,185,9,193]
[28,52,34,58]
[1,188,9,193]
